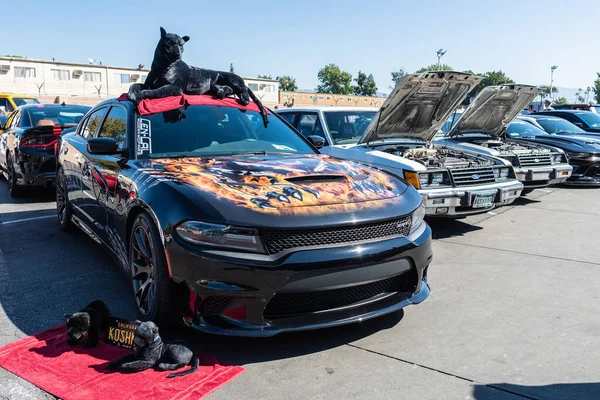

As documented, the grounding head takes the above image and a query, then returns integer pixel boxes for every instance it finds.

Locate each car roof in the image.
[276,106,379,112]
[0,92,36,97]
[527,114,566,120]
[17,103,91,111]
[539,109,587,114]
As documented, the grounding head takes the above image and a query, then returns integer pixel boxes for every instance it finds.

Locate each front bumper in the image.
[564,160,600,186]
[419,180,524,217]
[165,222,433,336]
[514,163,572,188]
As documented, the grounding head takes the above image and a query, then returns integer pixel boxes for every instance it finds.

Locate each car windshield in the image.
[535,118,586,134]
[576,112,600,128]
[14,97,40,106]
[26,106,90,127]
[137,106,316,159]
[506,121,549,138]
[590,106,600,114]
[322,111,376,144]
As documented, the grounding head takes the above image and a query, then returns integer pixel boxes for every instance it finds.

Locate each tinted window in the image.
[535,118,585,134]
[98,106,127,150]
[576,112,600,128]
[279,113,297,126]
[13,97,40,107]
[296,113,324,139]
[27,106,89,128]
[323,111,376,144]
[135,106,315,159]
[0,99,13,114]
[506,121,548,137]
[80,107,108,139]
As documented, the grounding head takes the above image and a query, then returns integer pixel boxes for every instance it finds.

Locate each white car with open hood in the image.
[275,71,524,217]
[434,84,573,194]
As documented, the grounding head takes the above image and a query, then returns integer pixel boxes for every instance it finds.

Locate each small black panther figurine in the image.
[128,27,268,126]
[107,321,199,378]
[63,300,111,348]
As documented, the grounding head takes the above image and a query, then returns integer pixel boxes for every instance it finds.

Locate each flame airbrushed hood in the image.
[132,154,415,226]
[448,84,541,137]
[359,71,482,144]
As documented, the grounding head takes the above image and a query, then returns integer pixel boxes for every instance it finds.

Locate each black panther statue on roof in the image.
[128,27,268,126]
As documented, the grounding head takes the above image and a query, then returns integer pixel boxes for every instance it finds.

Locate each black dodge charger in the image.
[55,94,433,336]
[0,103,90,196]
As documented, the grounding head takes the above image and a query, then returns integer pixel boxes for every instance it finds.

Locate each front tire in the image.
[129,212,173,325]
[56,167,73,231]
[7,153,23,197]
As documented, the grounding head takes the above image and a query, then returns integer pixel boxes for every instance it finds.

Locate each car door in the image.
[73,106,108,228]
[81,105,128,242]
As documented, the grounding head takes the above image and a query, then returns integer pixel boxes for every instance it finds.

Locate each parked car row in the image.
[0,70,597,337]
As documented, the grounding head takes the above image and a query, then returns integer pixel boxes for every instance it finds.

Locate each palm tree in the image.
[575,88,583,103]
[586,86,591,103]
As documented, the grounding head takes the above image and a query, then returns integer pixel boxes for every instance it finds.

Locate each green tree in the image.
[390,68,406,89]
[229,63,235,74]
[415,64,453,73]
[470,70,514,98]
[555,96,568,104]
[353,71,377,96]
[593,73,600,104]
[316,64,353,94]
[257,74,273,79]
[276,75,298,92]
[538,85,559,99]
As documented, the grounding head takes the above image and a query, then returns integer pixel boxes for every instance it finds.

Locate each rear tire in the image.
[129,212,174,325]
[56,167,73,231]
[7,153,23,197]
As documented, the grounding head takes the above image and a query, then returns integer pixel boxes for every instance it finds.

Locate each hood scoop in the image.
[284,174,347,184]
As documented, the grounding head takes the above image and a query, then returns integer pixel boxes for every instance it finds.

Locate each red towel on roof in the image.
[117,93,270,116]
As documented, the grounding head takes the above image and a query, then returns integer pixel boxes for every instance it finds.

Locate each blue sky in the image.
[4,0,600,95]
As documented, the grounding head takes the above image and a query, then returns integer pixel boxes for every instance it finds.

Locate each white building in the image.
[0,57,279,107]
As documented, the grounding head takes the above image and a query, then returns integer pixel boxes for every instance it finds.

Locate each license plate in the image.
[472,193,495,208]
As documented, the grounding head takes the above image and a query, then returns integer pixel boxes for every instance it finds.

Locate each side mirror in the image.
[87,137,122,155]
[307,135,325,149]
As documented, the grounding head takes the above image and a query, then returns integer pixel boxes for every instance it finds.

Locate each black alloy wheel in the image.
[129,212,172,324]
[7,153,22,197]
[56,167,73,231]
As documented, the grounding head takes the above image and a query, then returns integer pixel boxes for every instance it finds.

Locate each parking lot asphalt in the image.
[0,181,598,400]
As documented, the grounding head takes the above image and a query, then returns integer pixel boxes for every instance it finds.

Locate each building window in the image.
[51,69,70,80]
[310,95,316,100]
[348,97,352,101]
[140,75,147,83]
[114,73,130,84]
[282,94,289,99]
[14,67,36,78]
[364,98,368,102]
[339,98,344,101]
[302,95,306,99]
[292,94,298,99]
[263,85,275,92]
[248,83,259,91]
[318,96,324,100]
[84,72,101,82]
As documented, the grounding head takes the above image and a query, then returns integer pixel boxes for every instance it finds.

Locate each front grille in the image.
[264,273,413,318]
[261,216,412,255]
[449,166,495,186]
[197,296,233,316]
[517,153,552,167]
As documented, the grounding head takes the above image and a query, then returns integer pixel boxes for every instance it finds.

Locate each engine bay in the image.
[376,143,494,170]
[458,137,553,155]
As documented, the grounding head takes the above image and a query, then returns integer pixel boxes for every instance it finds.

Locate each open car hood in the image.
[448,84,541,137]
[358,71,481,144]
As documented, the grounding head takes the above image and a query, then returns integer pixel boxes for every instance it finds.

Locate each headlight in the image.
[403,171,421,189]
[410,203,426,234]
[500,168,509,178]
[493,169,500,179]
[176,221,265,253]
[552,154,563,163]
[418,173,430,186]
[431,172,444,183]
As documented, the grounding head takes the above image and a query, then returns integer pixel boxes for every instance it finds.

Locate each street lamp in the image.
[549,65,558,101]
[436,49,447,69]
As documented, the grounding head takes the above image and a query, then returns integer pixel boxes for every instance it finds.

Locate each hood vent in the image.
[284,174,347,184]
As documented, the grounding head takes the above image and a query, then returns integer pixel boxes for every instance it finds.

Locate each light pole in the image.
[436,49,447,69]
[549,65,558,101]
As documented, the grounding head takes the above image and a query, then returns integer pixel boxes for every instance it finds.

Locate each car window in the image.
[576,112,600,128]
[80,107,107,139]
[0,99,13,114]
[278,113,297,126]
[135,105,316,159]
[296,113,325,139]
[97,106,127,150]
[323,111,376,144]
[535,118,585,134]
[9,111,22,129]
[3,113,15,129]
[506,121,548,137]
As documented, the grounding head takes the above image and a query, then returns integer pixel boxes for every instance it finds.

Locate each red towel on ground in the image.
[0,326,244,400]
[116,93,271,115]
